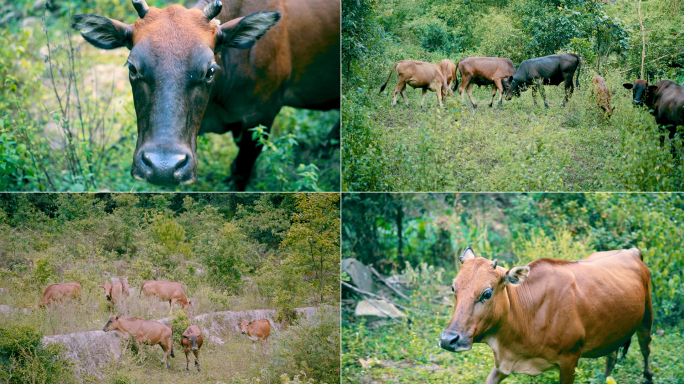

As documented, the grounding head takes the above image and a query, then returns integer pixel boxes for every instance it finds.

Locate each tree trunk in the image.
[396,203,403,270]
[638,0,646,79]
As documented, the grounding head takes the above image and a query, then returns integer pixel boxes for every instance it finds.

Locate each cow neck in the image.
[491,268,538,346]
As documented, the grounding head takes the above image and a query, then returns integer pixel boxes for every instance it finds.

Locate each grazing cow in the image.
[457,57,516,108]
[40,282,82,308]
[440,247,653,384]
[140,281,192,315]
[438,59,458,91]
[503,53,581,108]
[379,60,449,108]
[71,0,340,190]
[239,319,271,354]
[623,79,684,143]
[591,75,613,117]
[181,325,204,373]
[100,282,130,315]
[103,314,175,369]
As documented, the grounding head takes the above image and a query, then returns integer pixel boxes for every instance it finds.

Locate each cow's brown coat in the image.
[100,282,130,315]
[40,282,82,308]
[103,315,175,369]
[457,57,516,108]
[379,60,449,108]
[239,319,271,354]
[438,59,457,91]
[140,280,191,315]
[181,325,204,372]
[592,75,613,117]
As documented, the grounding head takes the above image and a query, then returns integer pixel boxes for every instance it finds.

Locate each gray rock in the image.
[21,16,40,29]
[342,258,374,292]
[354,299,406,321]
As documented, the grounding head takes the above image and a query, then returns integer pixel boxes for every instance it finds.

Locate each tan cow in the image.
[440,247,653,384]
[438,59,457,91]
[140,280,192,315]
[457,57,516,108]
[103,314,175,369]
[239,319,271,354]
[379,60,449,108]
[100,282,131,315]
[592,75,613,117]
[40,282,82,308]
[181,325,204,373]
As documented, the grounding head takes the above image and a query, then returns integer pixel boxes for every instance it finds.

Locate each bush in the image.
[269,308,341,383]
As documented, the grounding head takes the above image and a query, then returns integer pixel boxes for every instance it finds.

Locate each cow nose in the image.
[241,331,246,334]
[191,347,198,351]
[439,330,463,352]
[132,145,196,185]
[633,99,642,106]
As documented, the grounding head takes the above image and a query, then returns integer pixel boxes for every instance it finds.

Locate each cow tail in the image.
[575,55,581,89]
[139,282,146,297]
[170,328,175,358]
[379,61,399,94]
[618,338,631,362]
[454,59,463,92]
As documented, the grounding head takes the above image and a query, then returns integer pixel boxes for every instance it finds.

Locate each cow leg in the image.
[467,83,477,108]
[495,79,504,106]
[535,79,548,108]
[558,355,580,384]
[637,326,654,383]
[531,86,538,106]
[194,350,200,372]
[488,85,497,107]
[392,82,403,106]
[421,88,428,108]
[231,118,274,191]
[169,298,176,316]
[436,86,444,108]
[185,350,190,373]
[604,350,618,378]
[485,367,508,384]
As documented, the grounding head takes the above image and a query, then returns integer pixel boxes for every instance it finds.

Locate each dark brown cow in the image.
[100,282,130,314]
[379,60,449,108]
[623,79,684,143]
[438,59,457,91]
[239,319,271,354]
[440,247,653,384]
[71,0,340,190]
[103,314,175,369]
[181,325,204,373]
[140,280,192,315]
[40,282,82,308]
[592,75,613,117]
[457,57,516,108]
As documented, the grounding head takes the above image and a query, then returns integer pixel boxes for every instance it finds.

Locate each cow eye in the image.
[451,286,454,293]
[206,67,216,81]
[127,63,137,75]
[481,289,493,301]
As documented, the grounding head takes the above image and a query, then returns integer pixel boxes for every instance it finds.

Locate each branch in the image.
[341,281,410,311]
[618,52,680,74]
[368,265,411,301]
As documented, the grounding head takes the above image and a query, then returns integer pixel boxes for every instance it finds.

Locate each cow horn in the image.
[492,259,498,269]
[204,0,222,20]
[132,0,149,18]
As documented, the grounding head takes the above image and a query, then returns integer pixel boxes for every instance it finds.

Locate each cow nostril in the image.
[449,334,460,347]
[174,154,189,171]
[141,151,154,169]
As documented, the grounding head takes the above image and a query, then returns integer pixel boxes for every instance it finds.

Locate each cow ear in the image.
[71,14,133,50]
[115,314,120,319]
[459,247,476,263]
[622,83,633,90]
[647,85,658,93]
[507,76,514,83]
[505,266,530,285]
[216,11,281,51]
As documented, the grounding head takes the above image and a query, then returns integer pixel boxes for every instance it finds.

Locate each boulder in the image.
[342,258,374,292]
[354,300,406,321]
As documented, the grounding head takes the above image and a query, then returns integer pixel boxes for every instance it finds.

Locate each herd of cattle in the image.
[379,55,683,142]
[38,280,272,372]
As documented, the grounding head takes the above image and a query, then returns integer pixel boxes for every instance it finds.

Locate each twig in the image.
[618,52,680,74]
[368,265,411,301]
[341,281,410,311]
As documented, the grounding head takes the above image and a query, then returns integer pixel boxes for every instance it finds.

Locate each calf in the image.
[100,282,130,315]
[457,57,516,108]
[623,79,684,143]
[181,325,204,373]
[438,59,457,91]
[503,53,581,108]
[591,75,613,117]
[440,247,653,384]
[140,280,192,315]
[40,282,82,308]
[239,319,271,354]
[379,60,449,108]
[103,314,175,369]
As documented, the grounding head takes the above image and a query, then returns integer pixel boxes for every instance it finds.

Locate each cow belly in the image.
[246,335,261,342]
[488,338,554,375]
[471,76,494,86]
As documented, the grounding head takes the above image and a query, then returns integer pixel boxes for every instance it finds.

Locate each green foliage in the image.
[170,310,191,346]
[270,308,341,383]
[201,222,247,294]
[152,215,191,256]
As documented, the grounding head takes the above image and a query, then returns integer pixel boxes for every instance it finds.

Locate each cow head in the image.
[183,299,193,313]
[239,320,252,334]
[100,283,113,301]
[502,76,526,100]
[440,247,529,352]
[182,327,200,350]
[71,0,281,186]
[103,314,121,332]
[623,79,657,107]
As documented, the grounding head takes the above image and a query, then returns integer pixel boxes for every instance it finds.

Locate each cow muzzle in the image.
[633,99,643,106]
[439,330,472,352]
[105,294,111,300]
[132,143,196,186]
[241,331,246,334]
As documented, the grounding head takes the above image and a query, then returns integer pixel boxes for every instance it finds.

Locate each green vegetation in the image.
[0,193,340,383]
[0,0,339,192]
[341,193,684,383]
[342,0,684,191]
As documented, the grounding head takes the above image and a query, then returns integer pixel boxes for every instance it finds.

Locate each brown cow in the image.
[40,282,82,308]
[100,282,130,315]
[71,0,340,190]
[440,247,653,384]
[378,60,449,108]
[140,281,192,315]
[239,319,271,354]
[457,57,516,108]
[181,325,204,373]
[438,59,457,91]
[103,314,175,369]
[592,75,613,117]
[623,79,684,144]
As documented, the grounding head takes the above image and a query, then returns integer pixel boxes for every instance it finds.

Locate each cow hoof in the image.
[488,103,493,108]
[185,370,190,375]
[472,104,477,109]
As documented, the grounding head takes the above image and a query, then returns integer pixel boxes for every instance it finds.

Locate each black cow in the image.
[503,53,581,108]
[623,79,684,143]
